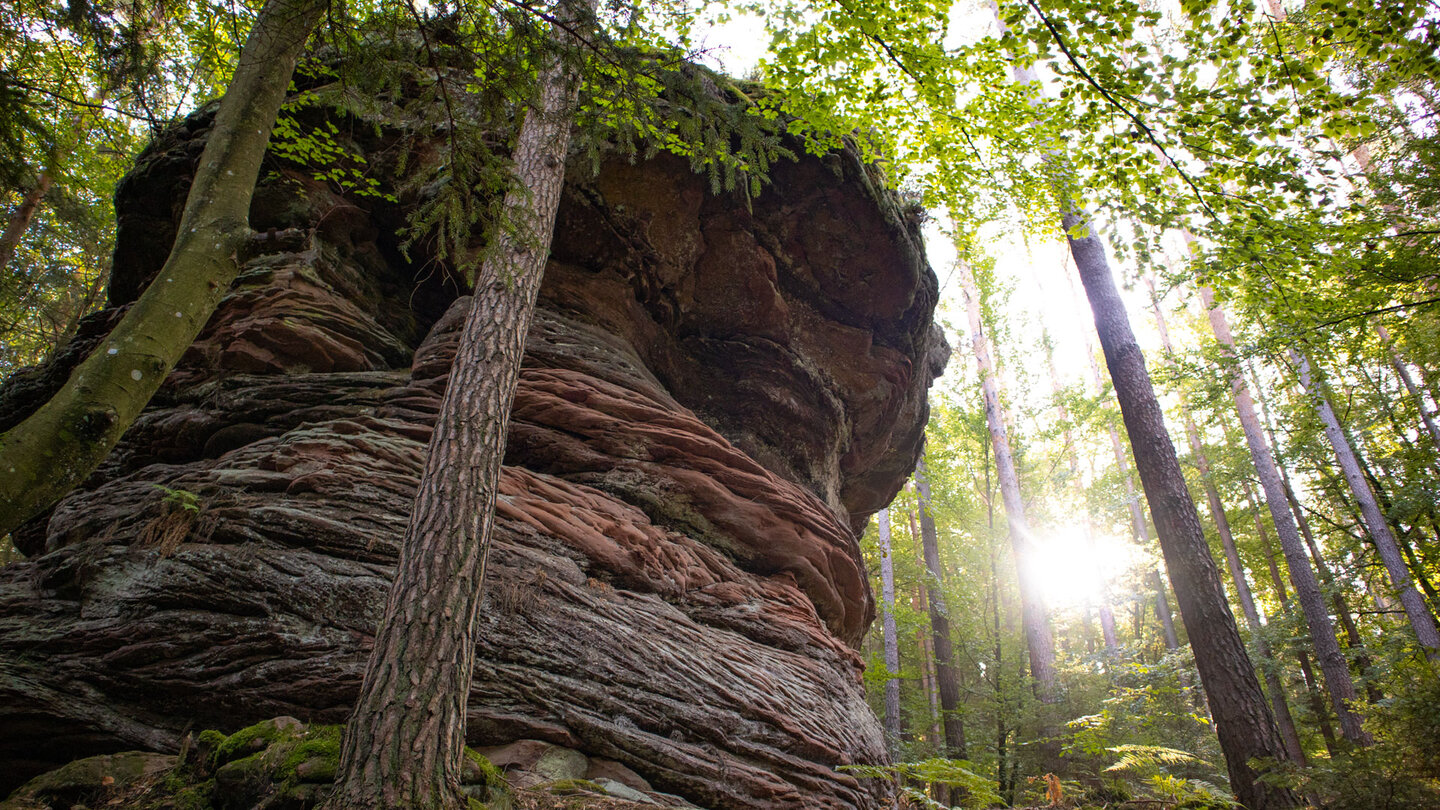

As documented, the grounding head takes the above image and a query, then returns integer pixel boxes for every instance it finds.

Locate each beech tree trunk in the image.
[1291,350,1440,660]
[1066,215,1299,809]
[0,0,328,538]
[878,507,903,752]
[326,3,594,808]
[958,261,1059,700]
[1199,289,1369,746]
[0,173,52,276]
[1147,281,1304,761]
[914,461,968,758]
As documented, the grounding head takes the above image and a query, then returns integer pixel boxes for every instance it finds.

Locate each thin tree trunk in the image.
[1291,349,1440,660]
[985,439,1010,795]
[1356,457,1440,618]
[0,173,53,276]
[914,460,968,759]
[1199,289,1369,745]
[327,3,593,807]
[1067,217,1299,809]
[879,507,903,753]
[0,0,328,537]
[957,261,1059,700]
[911,515,943,746]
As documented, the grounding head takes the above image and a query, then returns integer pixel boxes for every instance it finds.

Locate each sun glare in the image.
[1021,526,1138,611]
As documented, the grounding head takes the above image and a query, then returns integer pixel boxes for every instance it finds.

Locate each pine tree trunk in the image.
[958,261,1059,699]
[326,3,593,807]
[1199,290,1369,745]
[914,461,968,758]
[879,507,903,753]
[0,173,52,276]
[1067,215,1300,809]
[0,0,328,538]
[1291,350,1440,660]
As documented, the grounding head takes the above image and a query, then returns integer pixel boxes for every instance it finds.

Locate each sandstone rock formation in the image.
[0,85,947,808]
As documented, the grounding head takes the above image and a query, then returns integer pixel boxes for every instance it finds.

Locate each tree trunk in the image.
[1251,383,1383,702]
[958,261,1059,700]
[1291,349,1440,660]
[0,0,328,538]
[914,460,968,759]
[0,173,53,276]
[326,3,593,807]
[1198,289,1369,746]
[1067,215,1300,809]
[879,507,903,753]
[911,516,943,746]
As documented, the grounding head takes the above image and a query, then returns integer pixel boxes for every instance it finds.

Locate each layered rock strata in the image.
[0,95,947,808]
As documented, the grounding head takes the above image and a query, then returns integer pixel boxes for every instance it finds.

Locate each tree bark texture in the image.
[1199,289,1368,745]
[0,173,52,276]
[914,460,968,758]
[1066,215,1299,810]
[0,0,327,538]
[878,507,903,752]
[1291,349,1440,660]
[958,261,1059,700]
[326,4,594,808]
[1147,282,1304,762]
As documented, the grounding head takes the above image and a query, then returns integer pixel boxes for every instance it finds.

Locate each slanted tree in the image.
[322,0,598,806]
[1068,217,1300,809]
[1147,277,1306,764]
[1199,287,1369,746]
[1067,268,1182,653]
[0,173,50,275]
[1290,348,1440,660]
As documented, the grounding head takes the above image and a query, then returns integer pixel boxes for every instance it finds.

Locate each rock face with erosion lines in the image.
[0,85,947,808]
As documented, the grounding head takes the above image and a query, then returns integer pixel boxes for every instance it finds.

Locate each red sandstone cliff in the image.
[0,87,947,808]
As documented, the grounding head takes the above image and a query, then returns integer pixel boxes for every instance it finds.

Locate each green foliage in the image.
[842,758,1003,809]
[153,484,203,514]
[1102,743,1206,774]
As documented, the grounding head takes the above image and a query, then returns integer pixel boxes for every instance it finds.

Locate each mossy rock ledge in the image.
[1,718,698,810]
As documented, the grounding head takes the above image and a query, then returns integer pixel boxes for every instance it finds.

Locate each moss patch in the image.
[212,718,305,767]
